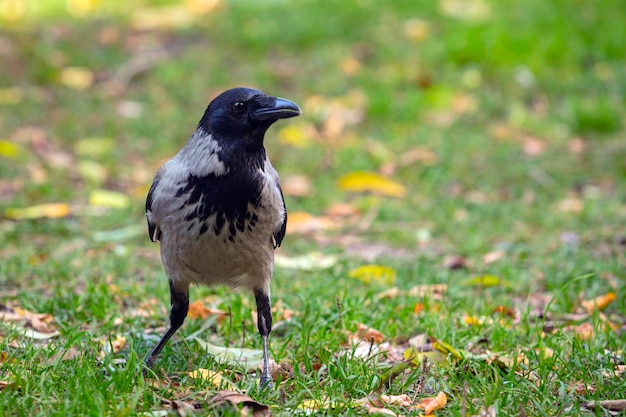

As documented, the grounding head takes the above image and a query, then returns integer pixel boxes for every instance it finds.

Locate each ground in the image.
[0,0,624,415]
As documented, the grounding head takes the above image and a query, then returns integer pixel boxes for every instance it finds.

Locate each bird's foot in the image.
[259,373,273,389]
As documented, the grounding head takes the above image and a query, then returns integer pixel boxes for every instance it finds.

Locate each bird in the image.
[143,87,301,387]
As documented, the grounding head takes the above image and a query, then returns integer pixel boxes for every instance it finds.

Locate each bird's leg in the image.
[254,288,273,388]
[144,280,190,368]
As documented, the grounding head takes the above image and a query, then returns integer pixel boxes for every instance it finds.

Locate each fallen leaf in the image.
[407,283,448,298]
[207,390,269,415]
[581,292,616,313]
[356,323,384,343]
[338,171,406,198]
[461,275,501,287]
[440,0,491,21]
[422,392,447,414]
[88,190,130,209]
[443,255,467,270]
[348,265,397,286]
[100,334,126,357]
[554,197,583,213]
[583,400,626,413]
[59,67,94,90]
[4,203,71,220]
[277,124,313,148]
[285,211,335,233]
[194,340,266,371]
[0,140,23,158]
[404,18,430,42]
[298,398,338,413]
[274,252,338,271]
[482,250,505,264]
[281,175,312,197]
[187,368,229,388]
[325,202,360,218]
[522,135,547,156]
[187,300,227,321]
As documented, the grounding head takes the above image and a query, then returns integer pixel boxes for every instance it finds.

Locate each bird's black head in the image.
[198,87,301,151]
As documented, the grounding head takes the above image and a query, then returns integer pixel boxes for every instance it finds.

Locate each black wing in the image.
[146,179,161,242]
[272,180,287,248]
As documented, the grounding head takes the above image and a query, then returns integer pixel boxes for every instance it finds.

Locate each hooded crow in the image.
[144,87,301,386]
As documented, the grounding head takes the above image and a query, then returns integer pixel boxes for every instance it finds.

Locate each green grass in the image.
[1,0,625,415]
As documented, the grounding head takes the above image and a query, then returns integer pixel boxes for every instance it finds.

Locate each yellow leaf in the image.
[433,339,463,360]
[403,347,448,367]
[4,203,71,220]
[581,292,616,313]
[131,6,194,30]
[188,368,226,387]
[88,190,130,209]
[404,18,430,42]
[298,398,337,411]
[185,0,221,14]
[337,171,406,197]
[0,140,23,158]
[277,125,312,148]
[461,274,501,287]
[77,160,107,184]
[348,265,397,286]
[74,137,115,157]
[0,87,23,104]
[59,67,94,91]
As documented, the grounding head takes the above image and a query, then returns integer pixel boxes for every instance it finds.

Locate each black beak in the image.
[252,97,302,122]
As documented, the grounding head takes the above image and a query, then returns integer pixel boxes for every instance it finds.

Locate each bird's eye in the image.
[232,100,247,113]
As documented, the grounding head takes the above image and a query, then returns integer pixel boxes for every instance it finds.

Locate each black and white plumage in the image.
[144,87,301,386]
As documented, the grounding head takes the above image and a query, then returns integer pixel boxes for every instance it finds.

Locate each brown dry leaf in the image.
[1,306,57,334]
[408,283,448,298]
[47,347,82,364]
[583,400,626,413]
[414,391,447,414]
[568,137,585,153]
[0,380,9,390]
[281,175,311,197]
[443,255,467,270]
[187,300,227,321]
[325,202,360,218]
[356,323,385,343]
[207,390,269,416]
[285,211,335,234]
[341,56,361,76]
[304,91,365,140]
[483,250,505,264]
[554,197,584,213]
[522,135,547,156]
[581,292,616,313]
